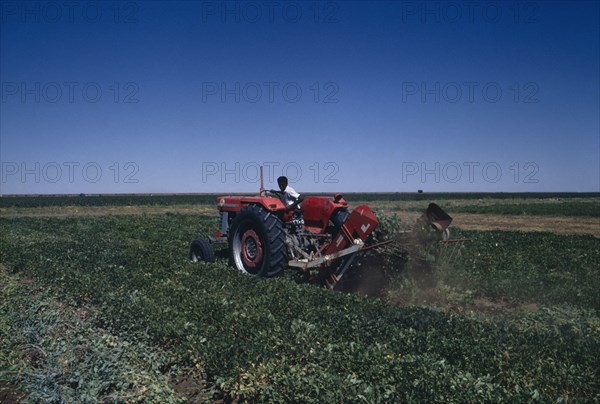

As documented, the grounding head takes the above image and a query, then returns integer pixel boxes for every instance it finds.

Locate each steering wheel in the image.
[262,189,283,198]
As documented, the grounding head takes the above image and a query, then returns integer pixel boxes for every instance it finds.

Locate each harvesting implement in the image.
[190,168,452,289]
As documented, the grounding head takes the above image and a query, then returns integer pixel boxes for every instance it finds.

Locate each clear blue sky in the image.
[1,0,599,194]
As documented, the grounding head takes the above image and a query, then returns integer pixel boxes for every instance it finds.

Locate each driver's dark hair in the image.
[277,176,288,185]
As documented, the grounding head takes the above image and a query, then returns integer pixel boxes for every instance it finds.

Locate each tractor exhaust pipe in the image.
[259,166,265,195]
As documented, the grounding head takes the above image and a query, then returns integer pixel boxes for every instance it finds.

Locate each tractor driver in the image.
[275,176,303,211]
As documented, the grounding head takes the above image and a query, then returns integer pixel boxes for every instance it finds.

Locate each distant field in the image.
[2,193,599,236]
[1,192,598,208]
[354,196,600,217]
[0,194,218,208]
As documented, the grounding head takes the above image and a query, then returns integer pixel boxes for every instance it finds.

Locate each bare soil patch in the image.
[451,212,600,237]
[0,381,26,403]
[369,210,599,237]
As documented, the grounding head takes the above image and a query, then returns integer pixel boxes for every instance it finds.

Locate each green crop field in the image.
[1,195,599,402]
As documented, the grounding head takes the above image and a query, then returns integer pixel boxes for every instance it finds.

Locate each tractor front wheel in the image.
[190,239,216,262]
[229,205,287,277]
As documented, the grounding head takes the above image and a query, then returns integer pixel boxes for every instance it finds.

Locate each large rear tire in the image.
[228,205,287,277]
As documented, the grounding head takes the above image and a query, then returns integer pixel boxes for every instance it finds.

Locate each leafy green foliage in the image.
[450,229,600,307]
[0,266,195,403]
[1,215,599,402]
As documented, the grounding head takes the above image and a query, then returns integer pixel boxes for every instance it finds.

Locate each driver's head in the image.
[277,176,288,192]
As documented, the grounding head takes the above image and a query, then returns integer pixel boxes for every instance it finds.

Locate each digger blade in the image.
[423,203,453,231]
[324,253,358,290]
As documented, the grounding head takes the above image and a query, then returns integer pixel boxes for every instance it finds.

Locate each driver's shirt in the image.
[283,185,300,207]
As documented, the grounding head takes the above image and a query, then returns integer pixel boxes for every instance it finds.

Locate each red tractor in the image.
[190,170,452,289]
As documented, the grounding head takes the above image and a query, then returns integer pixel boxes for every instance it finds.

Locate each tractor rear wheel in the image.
[229,205,287,277]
